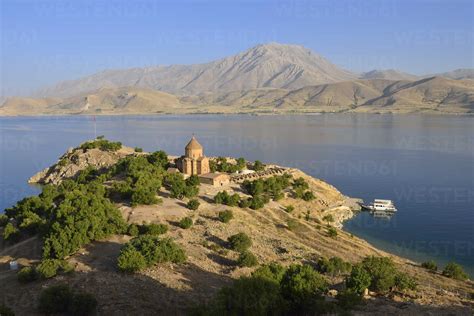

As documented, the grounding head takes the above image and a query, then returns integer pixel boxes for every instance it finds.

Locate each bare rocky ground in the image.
[0,147,473,315]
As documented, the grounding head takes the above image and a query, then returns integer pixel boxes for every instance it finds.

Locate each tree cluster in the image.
[164,173,199,200]
[292,177,315,201]
[346,256,417,294]
[210,157,246,173]
[197,263,331,315]
[80,137,122,152]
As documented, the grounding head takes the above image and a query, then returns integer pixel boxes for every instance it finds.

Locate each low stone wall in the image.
[230,167,287,183]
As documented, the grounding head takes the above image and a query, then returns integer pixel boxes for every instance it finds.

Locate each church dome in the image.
[185,136,203,150]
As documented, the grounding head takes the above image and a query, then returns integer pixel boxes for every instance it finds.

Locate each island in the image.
[0,136,472,315]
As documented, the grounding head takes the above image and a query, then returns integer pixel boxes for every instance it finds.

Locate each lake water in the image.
[1,114,473,276]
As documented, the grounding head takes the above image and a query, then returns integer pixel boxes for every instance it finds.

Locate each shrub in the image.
[17,266,38,283]
[166,173,198,199]
[218,210,233,223]
[185,175,200,187]
[280,264,328,310]
[327,227,338,238]
[237,251,258,267]
[130,187,159,206]
[249,196,265,210]
[0,214,9,227]
[3,222,19,241]
[395,273,417,290]
[36,259,70,279]
[292,177,309,191]
[117,246,147,273]
[322,214,334,225]
[118,235,186,272]
[421,260,438,272]
[38,284,73,314]
[134,147,143,152]
[238,198,251,208]
[127,224,140,237]
[442,262,468,280]
[141,223,168,235]
[346,264,372,295]
[213,276,284,315]
[317,257,352,276]
[286,219,300,232]
[284,205,294,213]
[252,263,287,284]
[302,191,315,201]
[0,304,14,316]
[147,150,169,169]
[228,233,252,252]
[69,292,98,316]
[179,217,193,229]
[186,199,200,210]
[336,289,363,310]
[214,191,240,206]
[252,160,265,171]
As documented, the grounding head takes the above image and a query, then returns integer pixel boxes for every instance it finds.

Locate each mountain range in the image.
[1,43,473,115]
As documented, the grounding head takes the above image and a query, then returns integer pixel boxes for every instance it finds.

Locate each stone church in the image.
[176,136,210,175]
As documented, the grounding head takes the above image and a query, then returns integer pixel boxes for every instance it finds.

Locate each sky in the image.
[1,0,473,96]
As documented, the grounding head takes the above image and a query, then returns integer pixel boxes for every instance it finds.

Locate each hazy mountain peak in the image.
[34,42,357,98]
[360,69,419,81]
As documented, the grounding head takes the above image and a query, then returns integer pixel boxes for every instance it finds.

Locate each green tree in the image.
[322,214,334,226]
[280,264,328,311]
[358,256,398,293]
[317,257,352,277]
[147,150,169,169]
[346,264,371,295]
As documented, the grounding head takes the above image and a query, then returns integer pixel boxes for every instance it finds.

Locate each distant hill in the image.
[2,43,472,115]
[34,43,357,98]
[428,69,474,80]
[2,77,472,115]
[360,69,419,81]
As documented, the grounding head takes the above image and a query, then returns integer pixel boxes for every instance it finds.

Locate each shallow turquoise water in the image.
[1,114,473,275]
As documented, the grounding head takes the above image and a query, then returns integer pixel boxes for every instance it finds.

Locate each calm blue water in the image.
[1,114,473,275]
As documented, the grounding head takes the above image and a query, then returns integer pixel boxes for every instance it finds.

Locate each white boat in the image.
[362,199,397,212]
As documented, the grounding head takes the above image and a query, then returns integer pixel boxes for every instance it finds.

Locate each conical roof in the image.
[185,136,203,150]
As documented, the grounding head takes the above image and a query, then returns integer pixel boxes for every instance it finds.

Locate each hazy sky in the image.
[1,0,473,96]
